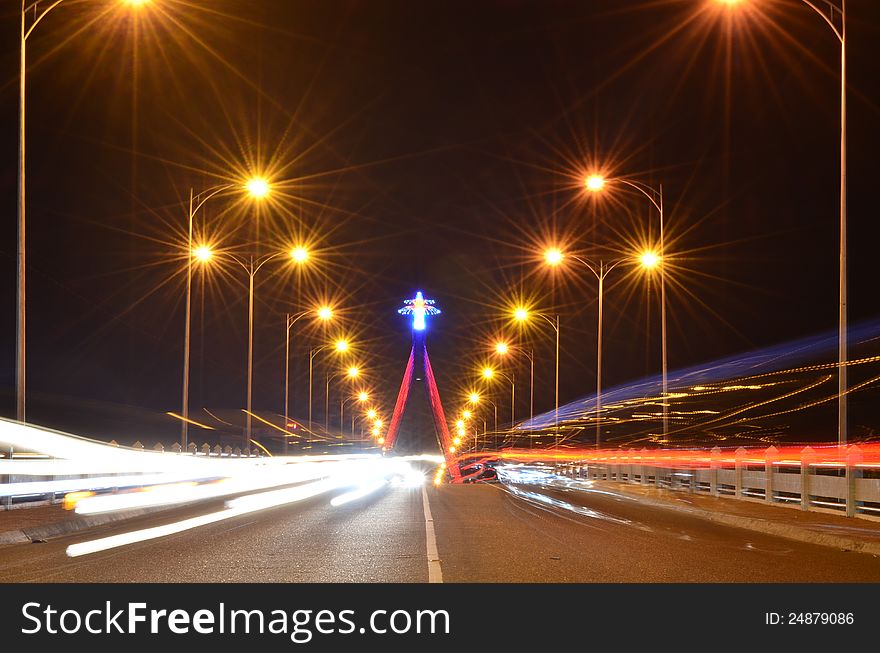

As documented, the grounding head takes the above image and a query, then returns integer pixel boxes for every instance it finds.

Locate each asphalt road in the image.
[2,480,880,582]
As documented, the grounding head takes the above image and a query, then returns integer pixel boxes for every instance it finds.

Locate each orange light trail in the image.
[166,412,214,430]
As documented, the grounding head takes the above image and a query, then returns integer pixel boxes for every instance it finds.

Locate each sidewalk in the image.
[0,502,160,545]
[590,479,880,556]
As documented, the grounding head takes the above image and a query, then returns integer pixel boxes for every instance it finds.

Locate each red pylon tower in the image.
[383,292,460,481]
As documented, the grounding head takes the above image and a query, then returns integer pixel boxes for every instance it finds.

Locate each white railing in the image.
[558,445,880,520]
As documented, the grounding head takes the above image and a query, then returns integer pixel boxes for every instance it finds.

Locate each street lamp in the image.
[494,340,534,426]
[467,392,497,447]
[208,247,297,448]
[308,338,350,431]
[513,307,560,447]
[15,0,149,423]
[283,304,332,453]
[480,367,515,429]
[717,0,850,506]
[180,179,271,449]
[325,365,360,433]
[584,174,667,438]
[546,247,659,449]
[340,390,369,437]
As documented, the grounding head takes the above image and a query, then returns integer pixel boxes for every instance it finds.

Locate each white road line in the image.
[421,485,443,583]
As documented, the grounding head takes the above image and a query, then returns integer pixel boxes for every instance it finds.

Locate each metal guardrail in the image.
[0,440,261,509]
[557,445,880,520]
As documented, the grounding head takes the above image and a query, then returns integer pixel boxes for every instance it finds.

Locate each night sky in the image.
[1,0,878,447]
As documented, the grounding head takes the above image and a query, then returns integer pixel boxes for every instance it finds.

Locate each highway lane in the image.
[2,479,880,582]
[0,485,429,582]
[431,482,880,581]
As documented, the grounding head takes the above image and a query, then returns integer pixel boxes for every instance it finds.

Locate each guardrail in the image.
[556,445,880,520]
[0,440,261,509]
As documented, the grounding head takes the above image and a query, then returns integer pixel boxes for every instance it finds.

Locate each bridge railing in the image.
[557,445,880,520]
[0,440,261,509]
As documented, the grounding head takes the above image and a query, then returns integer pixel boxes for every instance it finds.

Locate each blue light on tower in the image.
[398,291,440,331]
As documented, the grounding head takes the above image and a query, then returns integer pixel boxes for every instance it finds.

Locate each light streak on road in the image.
[63,457,428,556]
[66,503,270,557]
[330,479,389,506]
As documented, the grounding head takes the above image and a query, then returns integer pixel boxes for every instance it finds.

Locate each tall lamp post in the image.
[223,246,297,448]
[180,178,270,449]
[585,174,667,438]
[308,339,350,432]
[341,391,369,437]
[16,0,150,422]
[325,366,360,432]
[481,367,515,429]
[514,308,560,448]
[468,392,497,449]
[717,0,849,503]
[545,248,624,449]
[284,303,331,453]
[494,341,534,425]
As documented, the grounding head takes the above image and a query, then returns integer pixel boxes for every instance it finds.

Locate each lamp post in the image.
[325,366,360,432]
[308,339,350,432]
[717,0,849,497]
[284,304,330,453]
[514,308,560,448]
[341,391,369,437]
[219,247,294,448]
[180,179,271,449]
[494,341,534,426]
[15,0,150,422]
[468,392,497,449]
[585,175,666,438]
[481,367,515,429]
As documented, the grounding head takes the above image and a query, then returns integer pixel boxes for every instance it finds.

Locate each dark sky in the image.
[1,0,878,444]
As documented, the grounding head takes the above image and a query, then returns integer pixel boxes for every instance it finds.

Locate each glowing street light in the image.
[179,179,280,450]
[545,250,634,449]
[512,306,560,445]
[15,0,149,423]
[325,365,362,432]
[462,409,472,420]
[309,338,352,431]
[468,392,497,438]
[455,419,465,430]
[714,0,851,510]
[640,250,660,269]
[245,177,270,199]
[290,246,309,263]
[193,245,213,263]
[583,174,667,437]
[213,249,303,447]
[374,418,383,429]
[366,408,378,421]
[284,305,335,453]
[341,389,370,438]
[585,175,606,192]
[481,366,515,430]
[494,339,535,427]
[544,248,564,266]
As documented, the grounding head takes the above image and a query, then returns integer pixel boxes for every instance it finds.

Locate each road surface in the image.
[2,480,879,582]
